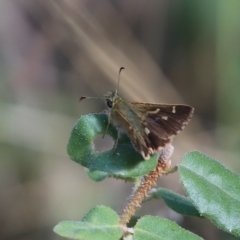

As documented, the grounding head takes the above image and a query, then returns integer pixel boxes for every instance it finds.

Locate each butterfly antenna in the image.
[79,96,104,102]
[115,67,125,95]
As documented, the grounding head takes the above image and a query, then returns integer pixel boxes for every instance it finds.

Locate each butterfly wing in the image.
[134,103,194,136]
[113,101,194,159]
[131,102,194,158]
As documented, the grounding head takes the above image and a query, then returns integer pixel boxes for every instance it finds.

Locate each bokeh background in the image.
[1,1,240,239]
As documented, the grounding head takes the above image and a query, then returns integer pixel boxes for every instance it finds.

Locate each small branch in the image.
[119,145,174,225]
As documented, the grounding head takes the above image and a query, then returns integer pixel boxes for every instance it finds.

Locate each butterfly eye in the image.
[106,99,113,108]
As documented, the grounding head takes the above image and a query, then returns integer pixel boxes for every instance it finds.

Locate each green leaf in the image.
[153,188,202,217]
[179,151,240,237]
[134,216,202,240]
[54,206,122,240]
[67,113,158,178]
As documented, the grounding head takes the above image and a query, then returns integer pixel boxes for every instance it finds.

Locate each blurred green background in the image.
[0,1,239,239]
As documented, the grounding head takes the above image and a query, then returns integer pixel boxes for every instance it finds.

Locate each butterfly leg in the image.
[112,126,120,155]
[102,112,120,155]
[102,112,111,139]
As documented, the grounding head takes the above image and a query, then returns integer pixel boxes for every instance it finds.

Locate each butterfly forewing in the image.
[122,102,194,159]
[138,104,193,133]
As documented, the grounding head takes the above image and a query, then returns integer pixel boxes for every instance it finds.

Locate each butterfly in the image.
[80,67,194,160]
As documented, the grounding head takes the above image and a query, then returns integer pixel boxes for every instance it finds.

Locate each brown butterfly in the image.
[80,67,194,160]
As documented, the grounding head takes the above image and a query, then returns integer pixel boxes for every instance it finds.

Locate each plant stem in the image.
[119,145,174,225]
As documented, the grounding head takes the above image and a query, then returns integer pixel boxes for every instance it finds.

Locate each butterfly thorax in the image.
[104,91,143,134]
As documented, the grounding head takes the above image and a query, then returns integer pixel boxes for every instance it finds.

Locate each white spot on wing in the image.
[141,151,150,160]
[144,127,150,135]
[172,106,176,113]
[144,154,150,160]
[162,116,168,120]
[149,108,160,114]
[148,147,154,154]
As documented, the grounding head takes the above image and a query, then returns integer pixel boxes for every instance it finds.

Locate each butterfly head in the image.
[104,91,120,109]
